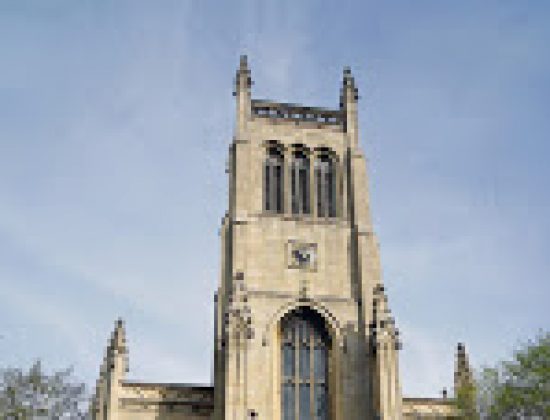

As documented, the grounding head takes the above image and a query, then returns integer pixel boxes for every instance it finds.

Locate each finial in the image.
[343,66,354,85]
[240,54,248,71]
[235,54,252,96]
[340,65,358,107]
[110,317,127,352]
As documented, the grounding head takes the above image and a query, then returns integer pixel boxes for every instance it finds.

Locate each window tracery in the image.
[264,143,284,214]
[315,152,337,218]
[281,308,330,420]
[291,146,310,215]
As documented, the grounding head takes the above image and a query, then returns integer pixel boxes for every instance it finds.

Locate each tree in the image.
[0,360,89,419]
[473,331,550,419]
[475,365,500,419]
[455,381,479,419]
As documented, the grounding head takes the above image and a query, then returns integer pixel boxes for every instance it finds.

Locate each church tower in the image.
[214,56,402,419]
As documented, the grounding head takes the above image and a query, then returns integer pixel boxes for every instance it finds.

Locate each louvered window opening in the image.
[315,156,336,218]
[264,148,284,214]
[291,151,310,215]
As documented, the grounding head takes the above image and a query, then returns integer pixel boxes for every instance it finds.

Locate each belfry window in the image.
[281,308,330,420]
[264,144,284,214]
[315,153,337,218]
[291,148,310,215]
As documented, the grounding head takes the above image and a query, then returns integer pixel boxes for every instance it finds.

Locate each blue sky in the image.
[1,1,549,398]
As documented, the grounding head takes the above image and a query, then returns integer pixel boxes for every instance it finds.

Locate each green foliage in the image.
[472,331,550,419]
[0,360,89,419]
[476,366,500,419]
[456,382,479,419]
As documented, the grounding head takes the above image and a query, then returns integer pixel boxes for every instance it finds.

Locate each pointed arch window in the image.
[291,147,310,215]
[315,152,337,218]
[264,143,284,214]
[281,308,330,420]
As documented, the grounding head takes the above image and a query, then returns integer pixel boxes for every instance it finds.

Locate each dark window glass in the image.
[281,309,330,420]
[291,151,310,215]
[315,155,337,218]
[291,163,297,214]
[283,344,294,378]
[300,345,310,380]
[283,383,295,420]
[265,160,270,211]
[264,146,284,214]
[275,164,283,213]
[314,384,328,420]
[314,346,326,382]
[299,164,309,214]
[316,166,322,217]
[299,384,311,420]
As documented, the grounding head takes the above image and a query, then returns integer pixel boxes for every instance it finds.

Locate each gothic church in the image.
[91,56,470,419]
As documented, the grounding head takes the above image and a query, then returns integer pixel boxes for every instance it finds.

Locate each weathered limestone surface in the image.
[117,383,213,420]
[214,56,402,420]
[402,398,458,418]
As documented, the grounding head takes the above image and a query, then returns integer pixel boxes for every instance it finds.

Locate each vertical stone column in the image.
[235,55,251,141]
[340,67,359,149]
[392,343,403,417]
[379,342,388,419]
[386,334,403,419]
[372,289,403,419]
[233,55,253,219]
[109,319,128,420]
[225,317,246,420]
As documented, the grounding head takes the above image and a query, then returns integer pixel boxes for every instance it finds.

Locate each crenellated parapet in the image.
[251,99,344,127]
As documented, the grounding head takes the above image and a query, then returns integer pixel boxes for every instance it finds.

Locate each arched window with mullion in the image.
[291,148,310,215]
[264,144,284,214]
[281,308,330,420]
[315,153,337,218]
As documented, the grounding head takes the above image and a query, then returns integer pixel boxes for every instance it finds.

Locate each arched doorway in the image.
[281,307,330,420]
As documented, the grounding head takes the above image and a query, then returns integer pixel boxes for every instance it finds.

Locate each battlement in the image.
[251,99,344,126]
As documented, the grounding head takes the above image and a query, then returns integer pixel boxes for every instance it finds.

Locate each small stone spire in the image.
[454,342,473,395]
[108,317,129,375]
[110,318,126,351]
[343,66,356,89]
[340,66,359,141]
[91,318,129,419]
[234,54,252,96]
[234,54,252,136]
[340,66,358,106]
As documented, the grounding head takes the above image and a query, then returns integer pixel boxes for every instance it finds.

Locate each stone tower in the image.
[213,56,402,420]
